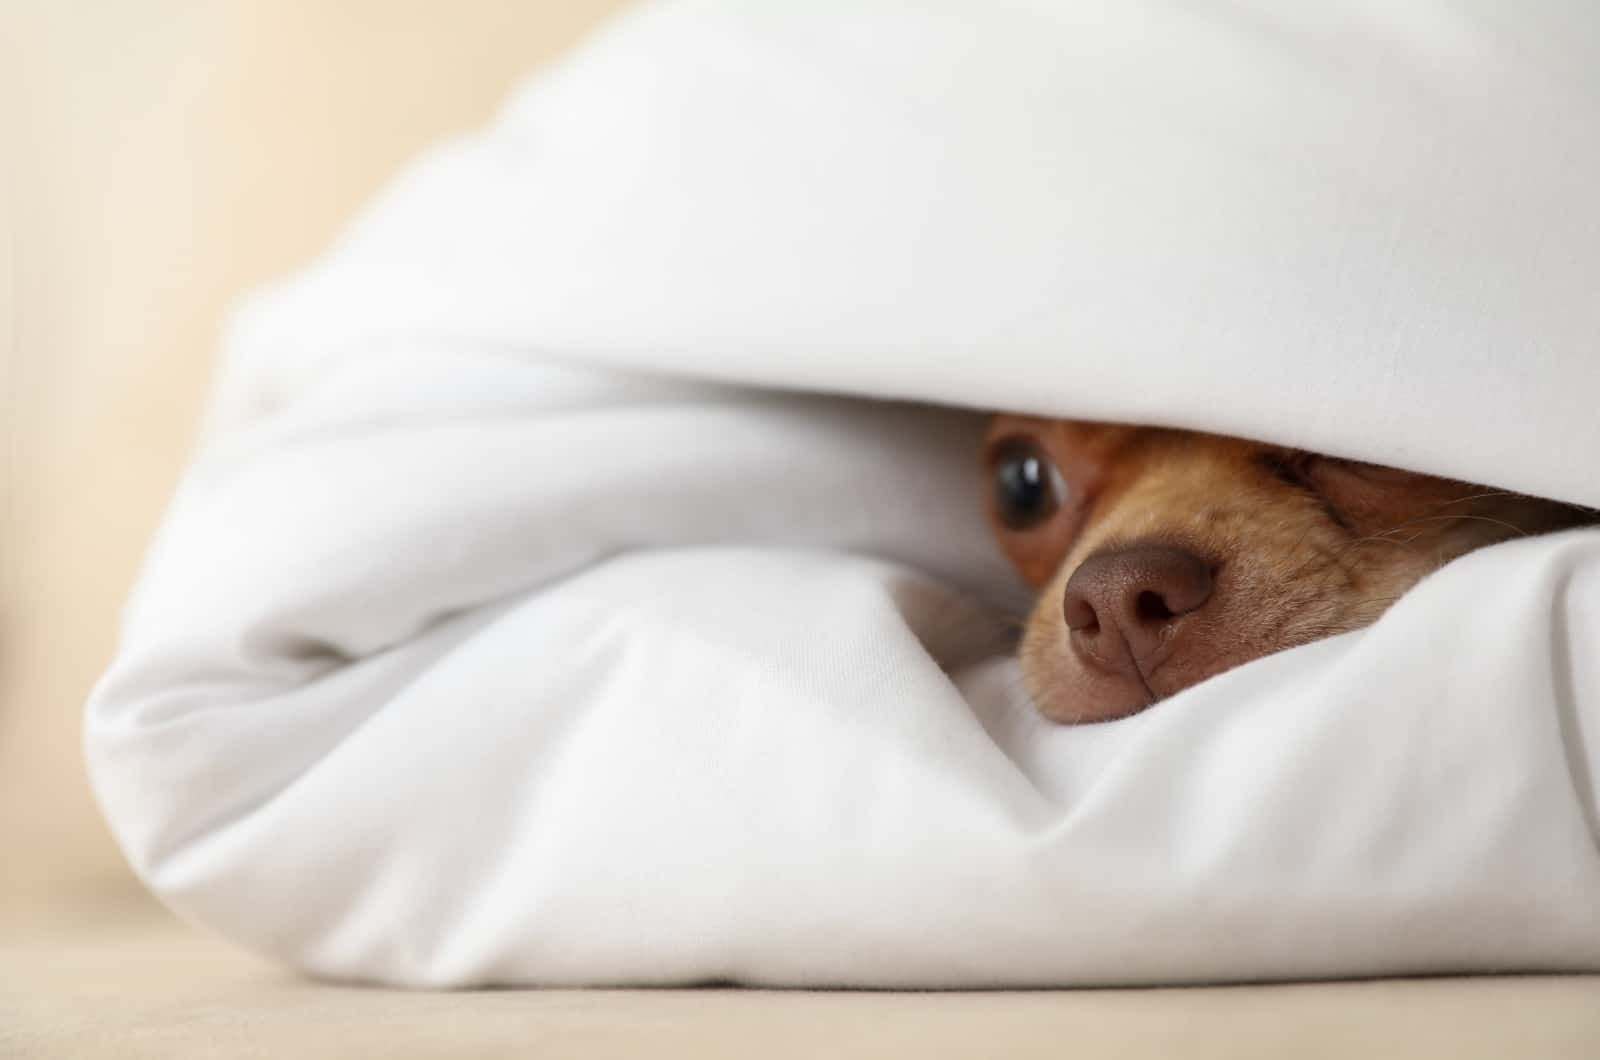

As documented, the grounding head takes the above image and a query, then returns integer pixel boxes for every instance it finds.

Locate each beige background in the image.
[1,0,629,914]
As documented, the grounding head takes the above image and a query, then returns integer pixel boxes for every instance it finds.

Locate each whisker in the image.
[1389,512,1535,538]
[1435,489,1519,508]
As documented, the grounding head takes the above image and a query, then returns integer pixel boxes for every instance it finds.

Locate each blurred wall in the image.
[0,0,628,910]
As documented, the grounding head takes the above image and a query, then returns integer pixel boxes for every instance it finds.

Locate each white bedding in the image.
[87,0,1600,987]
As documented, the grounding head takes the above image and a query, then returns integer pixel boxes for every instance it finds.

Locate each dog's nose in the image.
[1062,545,1214,682]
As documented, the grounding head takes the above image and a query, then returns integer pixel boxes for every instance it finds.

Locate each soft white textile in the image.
[88,0,1600,987]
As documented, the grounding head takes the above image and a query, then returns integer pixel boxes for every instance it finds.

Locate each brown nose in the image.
[1062,544,1214,683]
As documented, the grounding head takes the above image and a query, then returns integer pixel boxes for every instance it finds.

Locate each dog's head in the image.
[985,416,1595,724]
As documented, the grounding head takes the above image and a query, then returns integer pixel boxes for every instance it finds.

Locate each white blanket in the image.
[87,1,1600,987]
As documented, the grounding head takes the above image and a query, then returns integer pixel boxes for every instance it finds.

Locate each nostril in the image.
[1134,590,1174,624]
[1062,591,1099,632]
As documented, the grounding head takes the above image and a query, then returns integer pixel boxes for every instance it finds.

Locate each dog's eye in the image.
[1260,451,1319,489]
[991,437,1065,531]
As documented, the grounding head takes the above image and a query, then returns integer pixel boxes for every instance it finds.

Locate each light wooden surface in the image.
[3,892,1598,1060]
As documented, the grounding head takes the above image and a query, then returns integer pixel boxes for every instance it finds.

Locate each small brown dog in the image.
[985,416,1597,724]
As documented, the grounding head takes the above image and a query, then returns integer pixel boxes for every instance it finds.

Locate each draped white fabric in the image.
[88,0,1600,986]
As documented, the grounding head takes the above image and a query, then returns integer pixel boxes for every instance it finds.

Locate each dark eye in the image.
[991,437,1065,531]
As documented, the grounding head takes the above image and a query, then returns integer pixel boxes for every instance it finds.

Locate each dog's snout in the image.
[1062,545,1213,680]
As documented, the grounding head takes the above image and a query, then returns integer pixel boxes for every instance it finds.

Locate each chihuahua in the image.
[984,416,1597,724]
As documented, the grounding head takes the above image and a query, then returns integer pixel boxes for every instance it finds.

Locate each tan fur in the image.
[985,417,1597,724]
